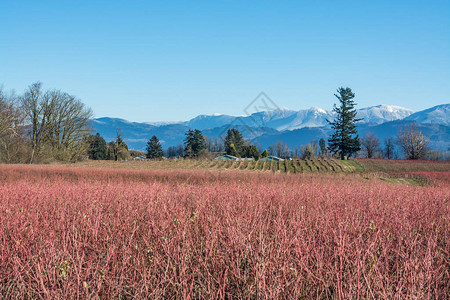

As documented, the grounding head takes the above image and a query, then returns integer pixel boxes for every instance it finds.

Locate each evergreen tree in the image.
[106,131,129,161]
[193,129,206,155]
[184,144,194,158]
[146,135,164,159]
[319,138,327,157]
[184,129,206,158]
[261,149,269,158]
[184,130,195,158]
[327,87,362,160]
[229,143,238,157]
[224,129,244,155]
[86,133,107,160]
[242,145,261,160]
[106,141,116,160]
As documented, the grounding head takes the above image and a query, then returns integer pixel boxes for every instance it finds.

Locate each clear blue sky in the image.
[1,0,449,122]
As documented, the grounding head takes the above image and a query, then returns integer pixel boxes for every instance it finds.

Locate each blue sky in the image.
[1,0,449,122]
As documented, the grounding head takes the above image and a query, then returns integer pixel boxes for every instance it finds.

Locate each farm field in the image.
[1,163,449,298]
[74,158,449,186]
[74,158,364,173]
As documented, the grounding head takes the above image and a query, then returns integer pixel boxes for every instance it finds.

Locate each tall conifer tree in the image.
[327,87,362,160]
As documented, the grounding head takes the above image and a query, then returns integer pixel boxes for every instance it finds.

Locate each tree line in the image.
[1,83,444,163]
[142,87,444,161]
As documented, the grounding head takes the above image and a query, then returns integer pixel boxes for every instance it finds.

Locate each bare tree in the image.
[301,140,319,160]
[301,144,314,160]
[0,88,27,162]
[396,123,428,160]
[383,137,395,159]
[0,89,17,138]
[273,140,289,158]
[361,132,380,158]
[21,82,44,162]
[294,145,301,158]
[21,82,92,162]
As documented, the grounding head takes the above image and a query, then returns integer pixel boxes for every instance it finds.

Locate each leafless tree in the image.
[361,132,380,158]
[273,140,289,158]
[301,140,319,160]
[396,123,428,160]
[294,145,301,158]
[0,88,27,162]
[21,82,92,162]
[21,82,44,162]
[301,144,314,160]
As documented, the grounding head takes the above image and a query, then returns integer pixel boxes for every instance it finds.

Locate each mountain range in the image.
[91,104,450,153]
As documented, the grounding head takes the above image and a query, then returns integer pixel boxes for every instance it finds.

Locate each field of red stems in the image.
[1,164,449,298]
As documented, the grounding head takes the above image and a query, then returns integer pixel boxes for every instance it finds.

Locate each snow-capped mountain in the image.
[91,103,449,151]
[356,104,414,124]
[179,104,412,132]
[184,114,237,130]
[404,104,450,126]
[253,107,332,131]
[180,105,413,132]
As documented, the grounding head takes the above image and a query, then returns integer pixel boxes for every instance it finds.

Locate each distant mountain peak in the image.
[356,104,413,124]
[310,106,328,114]
[309,106,329,114]
[404,103,450,125]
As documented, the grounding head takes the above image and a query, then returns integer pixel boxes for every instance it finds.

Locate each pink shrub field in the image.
[0,165,449,298]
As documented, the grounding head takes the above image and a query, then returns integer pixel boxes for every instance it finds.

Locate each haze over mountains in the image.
[92,104,450,152]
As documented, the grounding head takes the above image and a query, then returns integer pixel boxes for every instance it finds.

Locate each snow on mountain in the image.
[262,107,332,131]
[145,121,182,126]
[404,104,450,126]
[239,105,410,131]
[356,104,414,124]
[185,114,237,130]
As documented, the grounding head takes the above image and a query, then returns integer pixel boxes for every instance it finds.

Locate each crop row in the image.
[199,158,363,173]
[75,158,364,174]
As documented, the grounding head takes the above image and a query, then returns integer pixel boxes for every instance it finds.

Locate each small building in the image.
[215,155,239,161]
[260,155,284,162]
[133,156,147,161]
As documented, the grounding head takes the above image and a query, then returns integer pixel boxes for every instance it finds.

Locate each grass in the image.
[339,160,365,172]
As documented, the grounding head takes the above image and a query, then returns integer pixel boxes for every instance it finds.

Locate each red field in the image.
[1,164,449,298]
